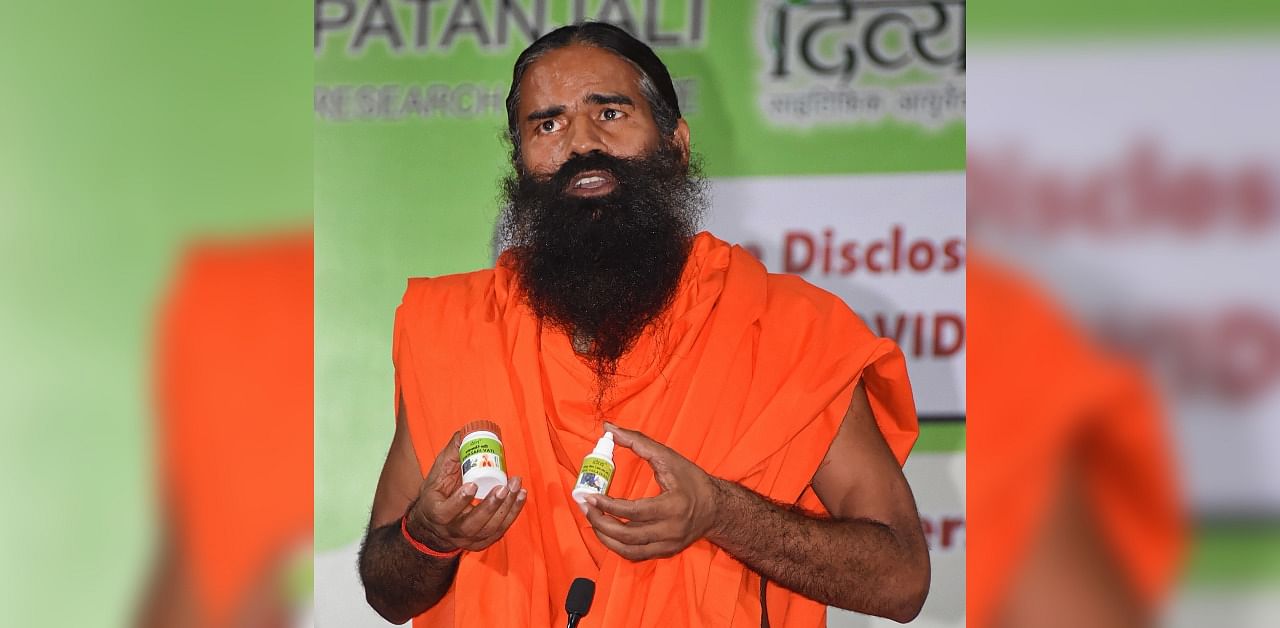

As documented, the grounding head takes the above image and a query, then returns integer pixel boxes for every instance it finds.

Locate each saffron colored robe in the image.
[967,252,1185,626]
[156,231,313,624]
[393,232,918,627]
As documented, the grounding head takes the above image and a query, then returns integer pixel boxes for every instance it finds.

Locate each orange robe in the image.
[967,252,1185,626]
[155,231,313,624]
[393,232,918,627]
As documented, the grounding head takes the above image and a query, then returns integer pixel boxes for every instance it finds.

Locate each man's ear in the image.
[673,118,691,166]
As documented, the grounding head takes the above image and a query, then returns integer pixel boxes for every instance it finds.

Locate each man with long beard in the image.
[358,22,929,627]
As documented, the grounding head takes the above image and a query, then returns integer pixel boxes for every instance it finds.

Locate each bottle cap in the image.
[461,419,501,439]
[595,432,615,457]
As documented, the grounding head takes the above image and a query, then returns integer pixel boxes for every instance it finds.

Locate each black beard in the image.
[497,142,706,397]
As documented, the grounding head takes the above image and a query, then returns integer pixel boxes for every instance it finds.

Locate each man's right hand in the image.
[403,430,528,553]
[363,407,525,621]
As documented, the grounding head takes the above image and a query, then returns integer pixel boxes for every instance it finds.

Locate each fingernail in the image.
[495,486,508,499]
[578,502,588,515]
[603,421,616,430]
[462,483,477,496]
[518,489,527,500]
[584,495,598,506]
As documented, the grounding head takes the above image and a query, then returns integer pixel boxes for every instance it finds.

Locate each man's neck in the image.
[571,330,592,355]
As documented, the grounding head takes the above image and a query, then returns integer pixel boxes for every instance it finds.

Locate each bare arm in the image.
[357,407,460,624]
[135,525,200,628]
[136,514,295,627]
[358,400,527,624]
[995,459,1148,628]
[585,382,930,623]
[708,382,930,621]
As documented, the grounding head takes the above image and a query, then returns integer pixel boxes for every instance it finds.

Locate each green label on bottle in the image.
[459,437,506,473]
[576,456,614,494]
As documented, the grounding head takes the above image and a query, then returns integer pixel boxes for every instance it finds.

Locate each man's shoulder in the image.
[162,230,313,343]
[698,232,851,319]
[396,266,504,326]
[760,271,860,324]
[171,230,312,300]
[403,267,497,295]
[700,235,872,339]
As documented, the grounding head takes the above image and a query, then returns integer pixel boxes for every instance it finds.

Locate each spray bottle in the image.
[572,432,615,507]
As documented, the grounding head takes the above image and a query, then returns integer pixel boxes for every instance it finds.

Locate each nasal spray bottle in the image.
[572,432,615,508]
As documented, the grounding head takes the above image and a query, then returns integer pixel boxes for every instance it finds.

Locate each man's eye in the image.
[602,109,622,121]
[539,120,559,133]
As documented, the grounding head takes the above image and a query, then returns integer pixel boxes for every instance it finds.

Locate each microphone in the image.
[565,577,596,628]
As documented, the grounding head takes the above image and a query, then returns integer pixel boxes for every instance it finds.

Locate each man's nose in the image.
[567,117,606,157]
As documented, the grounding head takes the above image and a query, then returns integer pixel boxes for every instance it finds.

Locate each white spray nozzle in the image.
[595,432,615,457]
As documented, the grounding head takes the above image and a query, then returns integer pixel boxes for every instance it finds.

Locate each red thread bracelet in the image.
[401,515,463,559]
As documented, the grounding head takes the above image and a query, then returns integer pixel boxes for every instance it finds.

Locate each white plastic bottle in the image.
[572,432,616,506]
[458,420,507,499]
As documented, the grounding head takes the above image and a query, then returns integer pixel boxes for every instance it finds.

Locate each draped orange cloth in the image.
[156,231,313,624]
[393,232,918,627]
[967,252,1184,627]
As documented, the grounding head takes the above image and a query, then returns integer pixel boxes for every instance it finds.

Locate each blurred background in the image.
[0,1,312,626]
[968,0,1279,626]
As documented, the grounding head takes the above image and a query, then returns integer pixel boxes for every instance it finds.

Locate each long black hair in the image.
[504,22,682,156]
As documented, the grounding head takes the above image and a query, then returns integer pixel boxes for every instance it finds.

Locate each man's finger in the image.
[430,457,462,494]
[432,482,477,523]
[425,431,463,490]
[473,477,523,538]
[584,504,668,546]
[650,463,684,492]
[455,485,512,537]
[592,525,676,562]
[587,493,671,522]
[433,431,462,466]
[476,488,528,547]
[592,524,645,561]
[603,422,670,464]
[603,424,691,492]
[435,468,461,496]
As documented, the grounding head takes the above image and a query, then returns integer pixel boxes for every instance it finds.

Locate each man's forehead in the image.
[518,45,647,109]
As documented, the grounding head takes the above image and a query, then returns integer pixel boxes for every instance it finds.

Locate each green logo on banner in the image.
[315,0,707,55]
[756,0,965,128]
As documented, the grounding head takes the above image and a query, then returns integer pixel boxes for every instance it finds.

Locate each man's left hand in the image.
[583,422,722,561]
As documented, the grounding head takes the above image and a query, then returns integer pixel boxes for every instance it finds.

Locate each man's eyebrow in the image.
[526,105,566,122]
[585,93,634,107]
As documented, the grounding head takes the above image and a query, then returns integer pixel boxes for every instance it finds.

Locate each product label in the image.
[576,456,614,495]
[459,437,506,474]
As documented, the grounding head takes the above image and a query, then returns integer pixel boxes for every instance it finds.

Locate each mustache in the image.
[539,151,640,195]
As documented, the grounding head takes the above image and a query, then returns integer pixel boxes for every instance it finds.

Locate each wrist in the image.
[403,510,459,556]
[705,477,736,545]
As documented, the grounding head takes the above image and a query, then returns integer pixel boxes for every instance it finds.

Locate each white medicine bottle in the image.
[572,432,615,506]
[458,420,507,499]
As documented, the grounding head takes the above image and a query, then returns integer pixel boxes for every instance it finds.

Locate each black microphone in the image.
[565,577,596,628]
